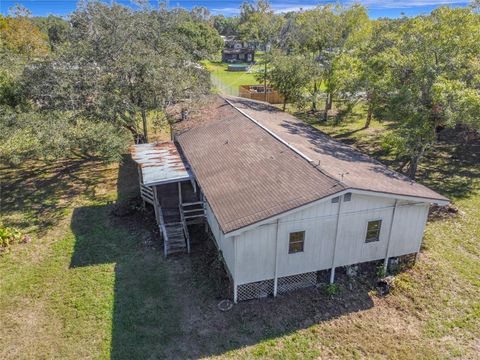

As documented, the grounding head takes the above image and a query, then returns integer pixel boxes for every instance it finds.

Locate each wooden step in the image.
[163,222,187,255]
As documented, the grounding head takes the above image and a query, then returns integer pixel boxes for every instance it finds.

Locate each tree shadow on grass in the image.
[69,155,181,359]
[68,155,376,359]
[69,204,180,359]
[418,142,480,200]
[1,159,112,234]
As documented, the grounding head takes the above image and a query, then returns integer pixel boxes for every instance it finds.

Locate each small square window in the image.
[331,196,339,203]
[365,220,382,243]
[344,193,352,202]
[289,231,305,253]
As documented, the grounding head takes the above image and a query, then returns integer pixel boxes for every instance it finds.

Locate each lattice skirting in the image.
[277,271,317,294]
[236,271,319,301]
[237,279,274,301]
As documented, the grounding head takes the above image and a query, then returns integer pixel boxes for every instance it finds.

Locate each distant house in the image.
[132,96,448,302]
[222,47,255,63]
[221,39,255,63]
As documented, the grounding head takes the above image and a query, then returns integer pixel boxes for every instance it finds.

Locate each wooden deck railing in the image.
[140,184,154,204]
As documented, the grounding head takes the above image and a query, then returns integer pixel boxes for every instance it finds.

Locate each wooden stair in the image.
[164,223,188,254]
[153,181,207,257]
[158,206,189,256]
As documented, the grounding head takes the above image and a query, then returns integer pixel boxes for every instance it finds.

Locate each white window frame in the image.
[364,219,382,243]
[288,230,305,254]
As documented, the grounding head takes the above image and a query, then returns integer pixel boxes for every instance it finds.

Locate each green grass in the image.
[203,59,263,95]
[0,108,478,359]
[0,159,179,359]
[202,55,327,99]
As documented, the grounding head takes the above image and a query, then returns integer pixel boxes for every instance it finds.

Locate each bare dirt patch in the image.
[158,229,399,359]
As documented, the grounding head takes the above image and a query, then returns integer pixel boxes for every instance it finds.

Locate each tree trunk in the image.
[408,157,419,180]
[408,144,426,180]
[323,93,330,122]
[397,158,410,172]
[311,81,318,112]
[365,102,373,129]
[141,109,148,143]
[282,97,288,111]
[326,92,333,110]
[122,124,142,144]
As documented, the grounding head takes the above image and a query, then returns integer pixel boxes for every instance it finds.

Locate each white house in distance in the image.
[132,96,449,302]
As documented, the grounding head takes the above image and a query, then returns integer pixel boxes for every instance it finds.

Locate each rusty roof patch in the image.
[131,142,190,186]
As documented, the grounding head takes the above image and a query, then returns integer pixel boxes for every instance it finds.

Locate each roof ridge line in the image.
[223,96,347,189]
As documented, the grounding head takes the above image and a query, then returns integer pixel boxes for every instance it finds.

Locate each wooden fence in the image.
[239,85,284,104]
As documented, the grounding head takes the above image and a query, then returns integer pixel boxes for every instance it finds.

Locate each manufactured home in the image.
[132,96,449,302]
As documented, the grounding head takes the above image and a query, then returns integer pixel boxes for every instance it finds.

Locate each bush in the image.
[325,283,340,296]
[376,264,386,278]
[0,226,29,252]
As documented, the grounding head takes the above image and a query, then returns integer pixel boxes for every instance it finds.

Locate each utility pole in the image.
[264,60,267,102]
[264,42,269,102]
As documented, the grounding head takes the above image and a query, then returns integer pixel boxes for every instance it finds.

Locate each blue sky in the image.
[0,0,471,18]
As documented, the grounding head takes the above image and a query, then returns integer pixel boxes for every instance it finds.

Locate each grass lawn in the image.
[203,59,263,96]
[202,55,326,100]
[0,158,180,359]
[0,109,478,358]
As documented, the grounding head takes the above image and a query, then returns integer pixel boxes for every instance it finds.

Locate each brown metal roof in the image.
[176,97,345,234]
[175,95,448,234]
[224,96,449,203]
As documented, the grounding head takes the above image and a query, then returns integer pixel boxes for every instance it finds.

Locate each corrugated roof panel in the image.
[131,142,190,186]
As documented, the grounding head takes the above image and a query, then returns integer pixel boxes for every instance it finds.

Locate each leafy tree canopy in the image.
[23,1,221,143]
[293,4,371,115]
[239,0,285,48]
[0,1,223,165]
[0,5,49,60]
[33,15,70,52]
[384,6,480,178]
[262,51,315,110]
[213,15,239,36]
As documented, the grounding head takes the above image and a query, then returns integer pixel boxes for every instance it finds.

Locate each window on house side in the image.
[344,193,352,202]
[365,220,382,243]
[289,231,305,253]
[331,196,339,203]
